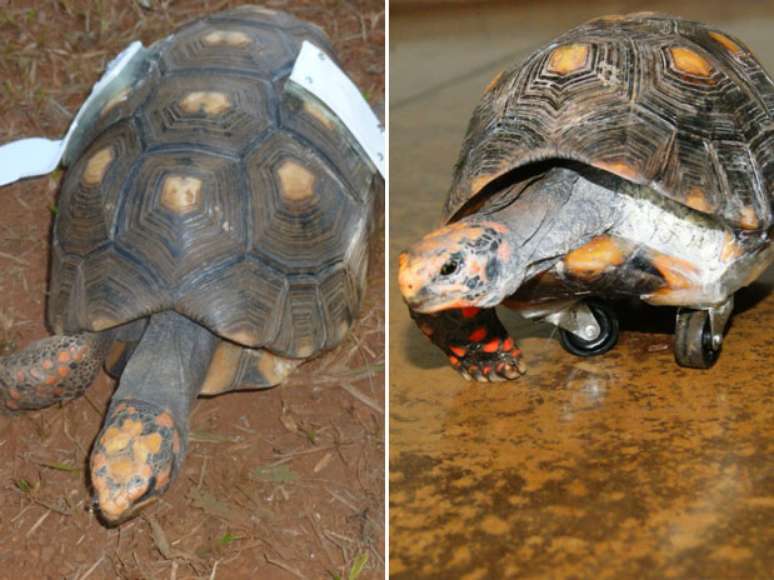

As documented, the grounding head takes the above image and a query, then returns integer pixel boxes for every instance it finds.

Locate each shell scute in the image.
[49,11,379,360]
[447,13,773,233]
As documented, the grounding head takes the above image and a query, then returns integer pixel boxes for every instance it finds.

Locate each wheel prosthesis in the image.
[521,298,620,357]
[674,297,734,369]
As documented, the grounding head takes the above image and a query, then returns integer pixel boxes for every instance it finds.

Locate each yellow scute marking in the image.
[669,47,714,77]
[180,91,231,116]
[91,317,117,332]
[256,350,295,386]
[721,232,742,263]
[82,147,114,186]
[709,32,742,54]
[203,30,252,47]
[303,100,335,129]
[161,175,203,214]
[739,207,759,230]
[277,160,316,201]
[592,159,643,182]
[101,88,130,116]
[685,186,713,213]
[201,341,242,395]
[547,43,590,75]
[484,71,504,93]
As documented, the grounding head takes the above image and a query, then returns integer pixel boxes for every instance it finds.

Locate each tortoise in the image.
[398,12,772,381]
[0,6,381,523]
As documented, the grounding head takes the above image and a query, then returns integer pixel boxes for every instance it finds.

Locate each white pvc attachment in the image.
[289,41,385,177]
[0,41,145,187]
[0,138,64,186]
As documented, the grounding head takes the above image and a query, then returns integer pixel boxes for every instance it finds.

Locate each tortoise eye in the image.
[440,259,459,277]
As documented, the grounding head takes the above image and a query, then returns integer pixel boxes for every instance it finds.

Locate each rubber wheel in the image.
[674,309,720,369]
[559,300,619,357]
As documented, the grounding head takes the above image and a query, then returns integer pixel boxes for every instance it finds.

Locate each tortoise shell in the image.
[49,6,380,360]
[446,12,774,234]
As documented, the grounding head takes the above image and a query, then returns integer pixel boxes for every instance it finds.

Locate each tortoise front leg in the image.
[410,307,525,382]
[0,333,112,412]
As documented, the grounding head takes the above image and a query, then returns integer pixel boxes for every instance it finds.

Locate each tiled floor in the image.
[389,2,774,577]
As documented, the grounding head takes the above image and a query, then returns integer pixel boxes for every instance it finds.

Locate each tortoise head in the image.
[398,220,515,313]
[90,401,180,525]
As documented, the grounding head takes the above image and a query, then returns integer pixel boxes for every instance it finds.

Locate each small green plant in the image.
[15,478,33,493]
[217,532,240,546]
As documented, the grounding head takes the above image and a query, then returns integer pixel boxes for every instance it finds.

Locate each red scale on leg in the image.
[468,327,487,342]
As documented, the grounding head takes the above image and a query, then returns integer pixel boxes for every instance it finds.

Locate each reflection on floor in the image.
[389,2,774,577]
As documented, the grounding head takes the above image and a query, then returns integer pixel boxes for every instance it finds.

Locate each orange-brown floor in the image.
[389,1,774,577]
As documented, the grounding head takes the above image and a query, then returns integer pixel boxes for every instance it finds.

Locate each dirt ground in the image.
[0,1,384,578]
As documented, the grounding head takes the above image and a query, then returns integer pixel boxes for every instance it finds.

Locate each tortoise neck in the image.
[469,166,621,290]
[111,311,219,437]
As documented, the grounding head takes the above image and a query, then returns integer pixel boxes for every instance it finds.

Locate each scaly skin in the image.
[0,333,110,412]
[91,399,182,524]
[412,307,525,382]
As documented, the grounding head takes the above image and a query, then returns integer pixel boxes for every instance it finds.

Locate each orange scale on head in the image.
[155,412,174,429]
[107,458,135,483]
[41,360,53,370]
[155,465,172,489]
[92,452,108,471]
[45,375,58,386]
[121,418,144,437]
[91,472,109,494]
[57,351,71,364]
[57,367,70,378]
[142,432,163,455]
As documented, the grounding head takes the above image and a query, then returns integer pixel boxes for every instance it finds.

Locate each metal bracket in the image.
[520,299,601,341]
[707,296,734,350]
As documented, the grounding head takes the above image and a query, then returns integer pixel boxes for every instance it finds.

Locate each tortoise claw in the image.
[452,347,526,383]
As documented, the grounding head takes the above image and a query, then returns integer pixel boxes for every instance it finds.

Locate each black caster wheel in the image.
[559,299,619,357]
[674,308,720,369]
